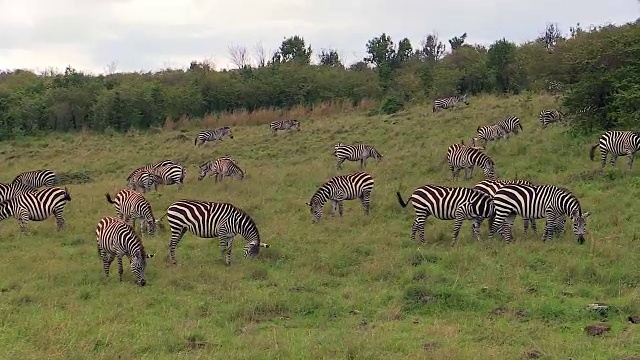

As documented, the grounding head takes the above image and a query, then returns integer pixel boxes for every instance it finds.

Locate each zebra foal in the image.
[306,171,375,223]
[194,126,233,146]
[589,131,640,171]
[96,216,155,286]
[198,157,244,182]
[0,186,72,231]
[105,189,157,235]
[396,185,495,246]
[163,200,269,266]
[333,142,383,169]
[270,119,301,135]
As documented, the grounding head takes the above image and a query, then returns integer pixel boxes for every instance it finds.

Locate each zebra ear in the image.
[147,254,155,259]
[305,202,311,206]
[582,211,591,218]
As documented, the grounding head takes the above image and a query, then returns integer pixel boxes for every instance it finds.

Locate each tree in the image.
[104,61,118,75]
[364,33,396,69]
[270,35,312,65]
[537,23,564,53]
[228,44,251,69]
[487,38,519,93]
[254,41,267,68]
[448,33,467,51]
[418,33,446,62]
[349,61,369,71]
[394,38,413,67]
[318,49,343,67]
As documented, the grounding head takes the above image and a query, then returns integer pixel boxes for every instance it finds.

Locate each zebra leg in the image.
[452,167,462,181]
[101,251,114,277]
[523,218,529,233]
[471,218,482,241]
[117,255,124,282]
[501,214,516,243]
[336,158,345,169]
[359,159,364,168]
[601,152,608,169]
[330,200,338,216]
[411,215,427,243]
[610,155,617,167]
[627,153,635,170]
[337,201,344,217]
[169,227,188,265]
[360,191,371,215]
[16,212,29,233]
[53,208,65,231]
[219,235,233,266]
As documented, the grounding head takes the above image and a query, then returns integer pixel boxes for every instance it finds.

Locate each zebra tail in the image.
[519,122,523,130]
[194,136,198,146]
[105,193,115,204]
[589,144,599,161]
[396,192,409,208]
[64,187,72,201]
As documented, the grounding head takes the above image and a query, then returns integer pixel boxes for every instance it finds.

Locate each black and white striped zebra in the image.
[495,116,523,137]
[333,143,383,169]
[0,181,38,203]
[589,131,640,170]
[270,119,301,135]
[96,216,155,286]
[547,80,564,94]
[127,171,163,193]
[539,109,564,128]
[432,94,469,112]
[12,169,57,188]
[194,126,233,146]
[127,161,186,191]
[306,171,374,223]
[153,163,186,189]
[396,185,495,246]
[126,160,178,189]
[197,157,244,182]
[0,186,72,231]
[105,189,157,235]
[490,184,590,244]
[163,199,270,266]
[472,124,508,147]
[447,142,497,181]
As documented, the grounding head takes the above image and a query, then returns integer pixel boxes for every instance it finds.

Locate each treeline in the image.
[0,20,638,139]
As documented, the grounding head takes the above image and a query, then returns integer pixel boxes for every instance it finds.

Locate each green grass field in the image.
[0,94,639,360]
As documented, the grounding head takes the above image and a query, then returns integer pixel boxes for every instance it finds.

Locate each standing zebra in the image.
[306,171,374,223]
[472,124,508,147]
[490,184,590,244]
[152,163,186,189]
[197,157,244,182]
[0,186,72,231]
[270,119,301,135]
[12,169,57,188]
[589,131,640,171]
[0,181,38,203]
[164,199,269,266]
[105,189,157,235]
[126,160,179,189]
[194,126,233,146]
[432,94,469,112]
[396,185,495,246]
[333,143,383,169]
[127,171,163,193]
[447,142,497,181]
[495,116,523,138]
[96,216,155,286]
[539,109,564,128]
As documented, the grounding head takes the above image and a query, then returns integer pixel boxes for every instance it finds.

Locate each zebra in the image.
[96,216,155,286]
[164,199,270,266]
[197,157,244,182]
[270,119,301,135]
[547,80,564,94]
[0,186,72,232]
[152,163,186,189]
[396,185,495,246]
[432,94,469,112]
[306,171,374,223]
[105,189,157,236]
[490,184,590,244]
[194,126,233,146]
[495,116,523,137]
[126,160,179,189]
[12,169,57,188]
[0,181,38,203]
[333,143,383,169]
[472,124,508,147]
[127,171,163,193]
[539,109,564,128]
[589,131,640,171]
[446,142,497,181]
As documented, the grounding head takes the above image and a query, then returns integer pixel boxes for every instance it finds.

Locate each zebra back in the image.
[105,189,157,235]
[447,143,496,179]
[307,171,374,208]
[398,185,495,220]
[473,179,534,197]
[0,181,38,203]
[12,169,57,188]
[496,116,522,134]
[0,186,71,221]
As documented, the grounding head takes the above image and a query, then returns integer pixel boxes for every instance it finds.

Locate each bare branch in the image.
[254,41,267,68]
[104,60,118,75]
[228,44,250,69]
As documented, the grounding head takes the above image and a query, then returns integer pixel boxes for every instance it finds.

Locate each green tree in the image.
[318,49,343,67]
[487,38,520,93]
[270,35,313,65]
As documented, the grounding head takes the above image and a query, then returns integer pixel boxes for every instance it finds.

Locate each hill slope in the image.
[0,94,638,359]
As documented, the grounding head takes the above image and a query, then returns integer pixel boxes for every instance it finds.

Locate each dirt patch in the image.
[585,323,611,336]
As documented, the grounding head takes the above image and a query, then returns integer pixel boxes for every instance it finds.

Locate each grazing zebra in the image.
[589,131,640,170]
[194,126,233,146]
[152,163,186,189]
[472,124,508,147]
[432,94,469,112]
[495,116,523,137]
[0,186,72,231]
[164,199,270,266]
[539,109,564,128]
[306,171,374,223]
[12,169,57,188]
[270,119,301,135]
[0,181,38,203]
[547,80,564,94]
[197,157,244,182]
[126,160,178,189]
[490,184,590,244]
[396,185,495,246]
[333,143,383,169]
[447,142,497,181]
[96,216,155,286]
[127,171,163,193]
[105,189,157,235]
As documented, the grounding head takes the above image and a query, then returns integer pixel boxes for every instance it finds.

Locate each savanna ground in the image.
[0,94,639,360]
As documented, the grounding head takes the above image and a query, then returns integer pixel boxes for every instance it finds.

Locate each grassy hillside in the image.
[0,94,638,360]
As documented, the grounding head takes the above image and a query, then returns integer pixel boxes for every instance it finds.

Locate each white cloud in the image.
[0,0,636,74]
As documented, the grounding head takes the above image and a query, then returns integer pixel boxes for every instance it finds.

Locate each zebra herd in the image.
[3,98,639,288]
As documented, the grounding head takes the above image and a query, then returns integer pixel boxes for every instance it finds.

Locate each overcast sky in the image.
[0,0,637,74]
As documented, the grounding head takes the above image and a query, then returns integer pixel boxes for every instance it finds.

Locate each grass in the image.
[0,93,639,360]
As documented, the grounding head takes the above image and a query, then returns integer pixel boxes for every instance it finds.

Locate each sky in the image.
[0,0,637,74]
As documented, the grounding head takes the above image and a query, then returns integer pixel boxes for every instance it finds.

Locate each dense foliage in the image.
[0,20,638,139]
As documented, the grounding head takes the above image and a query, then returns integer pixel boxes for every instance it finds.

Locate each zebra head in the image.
[370,147,383,162]
[459,94,469,105]
[223,126,233,139]
[570,210,591,244]
[293,120,301,131]
[305,196,325,223]
[142,215,157,236]
[197,162,212,181]
[244,241,270,258]
[131,253,154,286]
[482,159,497,180]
